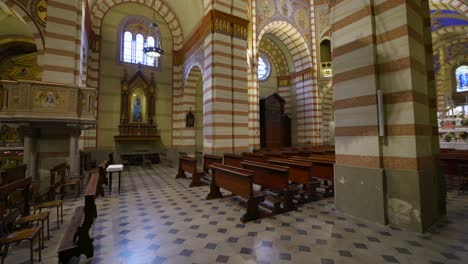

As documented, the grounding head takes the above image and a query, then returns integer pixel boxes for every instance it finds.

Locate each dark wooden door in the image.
[260,93,289,148]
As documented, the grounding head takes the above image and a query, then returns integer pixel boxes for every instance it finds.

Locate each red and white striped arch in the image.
[258,21,312,72]
[430,0,468,14]
[3,0,44,54]
[91,0,184,50]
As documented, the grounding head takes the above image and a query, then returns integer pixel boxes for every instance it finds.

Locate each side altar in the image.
[114,67,160,142]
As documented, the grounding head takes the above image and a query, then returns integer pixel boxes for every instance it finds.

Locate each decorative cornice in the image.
[174,10,250,66]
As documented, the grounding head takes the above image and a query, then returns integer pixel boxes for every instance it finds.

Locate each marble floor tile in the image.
[3,165,468,264]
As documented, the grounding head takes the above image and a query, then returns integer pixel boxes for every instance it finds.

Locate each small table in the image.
[106,164,124,194]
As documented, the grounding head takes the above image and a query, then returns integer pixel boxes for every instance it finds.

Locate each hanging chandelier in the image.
[143,2,164,58]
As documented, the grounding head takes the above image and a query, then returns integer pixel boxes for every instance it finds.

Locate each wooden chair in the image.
[15,212,50,248]
[0,210,42,264]
[31,183,63,230]
[62,165,82,199]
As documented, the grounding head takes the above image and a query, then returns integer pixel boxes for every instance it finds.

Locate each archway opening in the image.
[0,2,39,80]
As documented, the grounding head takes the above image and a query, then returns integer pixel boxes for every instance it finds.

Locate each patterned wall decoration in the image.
[259,36,289,76]
[256,0,311,49]
[30,0,47,27]
[316,4,331,39]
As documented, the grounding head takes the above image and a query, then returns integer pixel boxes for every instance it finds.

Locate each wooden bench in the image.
[243,152,266,163]
[203,154,223,176]
[289,156,334,196]
[241,161,296,212]
[57,171,99,264]
[223,153,243,167]
[267,158,320,201]
[176,155,204,187]
[207,164,266,223]
[1,164,26,187]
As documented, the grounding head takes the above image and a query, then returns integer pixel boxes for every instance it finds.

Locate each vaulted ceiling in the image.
[88,0,204,40]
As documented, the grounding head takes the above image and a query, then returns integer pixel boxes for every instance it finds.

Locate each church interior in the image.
[0,0,468,263]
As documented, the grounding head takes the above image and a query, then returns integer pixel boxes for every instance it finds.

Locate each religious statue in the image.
[186,108,195,128]
[133,95,143,122]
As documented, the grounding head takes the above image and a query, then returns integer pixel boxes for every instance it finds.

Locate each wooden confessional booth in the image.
[260,93,291,149]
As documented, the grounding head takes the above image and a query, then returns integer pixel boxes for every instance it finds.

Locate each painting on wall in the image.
[456,65,468,93]
[130,88,147,123]
[0,125,22,147]
[260,0,276,18]
[278,0,293,18]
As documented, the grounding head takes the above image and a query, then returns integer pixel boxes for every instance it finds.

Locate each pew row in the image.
[203,154,223,175]
[207,164,266,223]
[176,156,205,187]
[223,154,243,167]
[289,156,334,196]
[267,158,320,201]
[57,171,99,264]
[241,161,297,212]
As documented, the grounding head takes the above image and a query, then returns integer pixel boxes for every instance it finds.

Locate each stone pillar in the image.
[69,127,81,177]
[21,126,37,180]
[331,0,443,232]
[202,0,250,154]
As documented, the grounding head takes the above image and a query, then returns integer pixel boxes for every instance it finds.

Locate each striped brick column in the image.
[247,0,260,151]
[309,0,321,145]
[42,0,81,85]
[172,65,185,149]
[320,83,333,144]
[172,68,201,151]
[202,1,250,154]
[332,0,443,232]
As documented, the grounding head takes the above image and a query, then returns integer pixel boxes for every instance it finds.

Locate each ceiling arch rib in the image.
[430,0,468,15]
[258,21,312,73]
[91,0,184,50]
[432,25,468,44]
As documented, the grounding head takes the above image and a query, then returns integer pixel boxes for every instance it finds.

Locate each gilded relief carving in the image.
[0,53,41,81]
[33,89,65,109]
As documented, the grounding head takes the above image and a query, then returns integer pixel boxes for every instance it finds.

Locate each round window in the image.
[258,54,271,81]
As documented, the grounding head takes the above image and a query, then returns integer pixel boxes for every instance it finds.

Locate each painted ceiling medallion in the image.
[31,0,47,27]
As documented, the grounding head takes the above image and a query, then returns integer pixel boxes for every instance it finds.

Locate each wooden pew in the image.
[223,153,243,167]
[203,154,223,175]
[97,160,109,197]
[1,164,27,187]
[176,155,204,187]
[57,171,99,264]
[242,152,266,163]
[0,177,32,217]
[240,161,296,212]
[289,156,334,196]
[206,164,266,223]
[267,158,320,201]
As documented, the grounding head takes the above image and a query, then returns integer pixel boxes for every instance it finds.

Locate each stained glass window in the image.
[456,65,468,93]
[120,27,161,68]
[258,54,271,81]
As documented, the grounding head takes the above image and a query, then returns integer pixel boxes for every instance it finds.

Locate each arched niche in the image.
[320,39,331,63]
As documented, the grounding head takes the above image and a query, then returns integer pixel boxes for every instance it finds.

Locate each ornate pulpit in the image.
[115,67,160,141]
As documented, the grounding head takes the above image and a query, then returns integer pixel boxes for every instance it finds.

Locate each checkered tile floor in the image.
[4,165,468,264]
